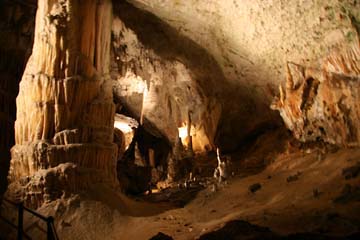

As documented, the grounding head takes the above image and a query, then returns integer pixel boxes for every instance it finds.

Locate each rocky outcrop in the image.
[7,0,117,207]
[272,42,360,146]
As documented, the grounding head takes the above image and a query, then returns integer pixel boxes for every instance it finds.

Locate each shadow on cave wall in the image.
[112,0,282,153]
[0,0,36,197]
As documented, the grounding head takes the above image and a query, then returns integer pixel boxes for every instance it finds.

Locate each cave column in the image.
[7,0,117,205]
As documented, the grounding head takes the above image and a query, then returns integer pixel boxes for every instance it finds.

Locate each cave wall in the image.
[0,0,358,204]
[111,2,222,153]
[6,0,117,207]
[0,0,36,196]
[272,42,360,147]
[126,0,360,150]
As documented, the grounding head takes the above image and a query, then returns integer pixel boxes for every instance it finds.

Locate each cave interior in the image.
[0,0,360,239]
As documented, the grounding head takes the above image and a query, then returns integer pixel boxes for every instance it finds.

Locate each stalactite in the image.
[111,16,221,153]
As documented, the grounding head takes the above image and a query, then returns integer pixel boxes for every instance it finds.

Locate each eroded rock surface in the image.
[272,42,360,147]
[126,0,360,150]
[111,3,222,153]
[7,0,117,207]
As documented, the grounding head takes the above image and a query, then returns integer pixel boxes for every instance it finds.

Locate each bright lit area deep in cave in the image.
[0,0,360,239]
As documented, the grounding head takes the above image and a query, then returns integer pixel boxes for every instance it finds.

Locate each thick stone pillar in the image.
[7,0,117,207]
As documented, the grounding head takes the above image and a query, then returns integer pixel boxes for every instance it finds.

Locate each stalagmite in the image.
[7,0,117,207]
[214,148,228,183]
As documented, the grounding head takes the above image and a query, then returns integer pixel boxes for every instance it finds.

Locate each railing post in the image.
[17,202,23,240]
[47,216,54,240]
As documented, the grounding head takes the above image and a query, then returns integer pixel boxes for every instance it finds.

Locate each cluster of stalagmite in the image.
[272,41,360,147]
[7,0,117,206]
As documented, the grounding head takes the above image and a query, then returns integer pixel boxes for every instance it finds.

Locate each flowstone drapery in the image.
[272,43,360,147]
[7,0,117,208]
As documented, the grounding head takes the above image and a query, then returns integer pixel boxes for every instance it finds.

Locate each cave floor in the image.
[16,147,358,240]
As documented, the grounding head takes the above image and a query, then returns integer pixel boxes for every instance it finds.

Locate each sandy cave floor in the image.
[3,146,356,240]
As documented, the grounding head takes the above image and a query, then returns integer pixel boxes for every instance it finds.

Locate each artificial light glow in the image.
[114,114,138,133]
[178,123,196,140]
[178,123,197,147]
[114,121,133,133]
[178,125,188,139]
[137,79,147,93]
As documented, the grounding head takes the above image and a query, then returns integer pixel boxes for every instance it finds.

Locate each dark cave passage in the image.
[0,0,35,196]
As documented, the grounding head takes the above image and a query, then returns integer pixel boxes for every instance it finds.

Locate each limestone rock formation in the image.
[124,0,360,150]
[1,0,359,205]
[111,5,221,153]
[272,42,360,146]
[7,0,117,207]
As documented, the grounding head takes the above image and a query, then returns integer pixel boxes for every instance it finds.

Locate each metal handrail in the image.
[0,198,59,240]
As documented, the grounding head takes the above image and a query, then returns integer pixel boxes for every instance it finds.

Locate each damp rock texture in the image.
[272,42,360,147]
[7,0,117,207]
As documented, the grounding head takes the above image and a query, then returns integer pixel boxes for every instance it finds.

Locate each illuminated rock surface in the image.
[6,0,117,207]
[0,1,359,239]
[111,3,221,152]
[124,0,360,150]
[272,43,360,146]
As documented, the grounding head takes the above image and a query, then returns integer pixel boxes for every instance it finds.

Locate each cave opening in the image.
[114,103,173,195]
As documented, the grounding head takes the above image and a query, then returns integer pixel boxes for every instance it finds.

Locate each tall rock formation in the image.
[7,0,117,207]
